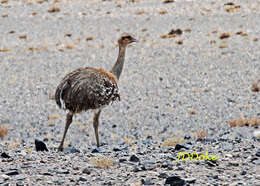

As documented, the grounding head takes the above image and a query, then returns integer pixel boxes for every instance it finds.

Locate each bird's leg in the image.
[58,112,73,151]
[93,109,102,147]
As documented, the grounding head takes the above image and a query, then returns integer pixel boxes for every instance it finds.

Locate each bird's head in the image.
[118,33,138,47]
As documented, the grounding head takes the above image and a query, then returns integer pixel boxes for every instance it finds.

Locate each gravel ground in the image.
[0,0,260,185]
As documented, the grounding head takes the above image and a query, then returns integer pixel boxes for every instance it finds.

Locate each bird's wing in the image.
[56,67,120,112]
[71,68,119,104]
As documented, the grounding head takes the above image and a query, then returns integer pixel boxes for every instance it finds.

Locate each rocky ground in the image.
[0,0,260,185]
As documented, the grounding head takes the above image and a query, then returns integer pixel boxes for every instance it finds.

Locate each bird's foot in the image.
[57,146,64,152]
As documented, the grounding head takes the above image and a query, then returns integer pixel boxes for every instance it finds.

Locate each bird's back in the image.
[55,67,120,113]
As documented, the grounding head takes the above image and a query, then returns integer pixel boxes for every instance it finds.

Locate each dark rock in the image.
[168,29,183,35]
[133,167,142,172]
[63,147,80,153]
[141,178,154,185]
[100,142,108,147]
[165,176,185,186]
[251,157,258,162]
[224,2,235,5]
[1,158,13,162]
[82,168,91,175]
[116,145,128,151]
[21,165,33,169]
[5,170,20,176]
[91,148,102,153]
[119,158,127,163]
[196,138,217,143]
[40,160,46,164]
[158,172,168,178]
[206,160,218,167]
[184,135,191,140]
[106,181,113,185]
[240,170,247,175]
[161,161,169,168]
[253,136,260,142]
[1,152,11,159]
[211,175,218,179]
[113,147,122,152]
[235,137,241,143]
[175,144,189,151]
[147,135,153,140]
[129,154,139,162]
[140,164,146,171]
[35,139,48,152]
[56,169,69,174]
[42,172,53,176]
[256,151,260,157]
[228,161,239,166]
[112,124,117,128]
[227,98,236,103]
[167,147,175,152]
[16,181,24,186]
[160,126,168,133]
[79,177,87,182]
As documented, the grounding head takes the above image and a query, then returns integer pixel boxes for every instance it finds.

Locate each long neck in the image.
[111,44,126,79]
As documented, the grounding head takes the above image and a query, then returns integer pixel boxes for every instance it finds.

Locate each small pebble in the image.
[82,168,91,175]
[1,152,11,158]
[79,177,87,182]
[56,169,69,174]
[129,154,139,162]
[63,146,80,153]
[158,173,168,178]
[91,148,102,153]
[16,181,24,186]
[5,170,20,176]
[165,176,185,186]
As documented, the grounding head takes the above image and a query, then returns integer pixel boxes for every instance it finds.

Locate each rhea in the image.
[55,33,137,151]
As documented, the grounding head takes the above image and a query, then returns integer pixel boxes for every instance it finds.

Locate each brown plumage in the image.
[55,33,137,151]
[55,67,120,113]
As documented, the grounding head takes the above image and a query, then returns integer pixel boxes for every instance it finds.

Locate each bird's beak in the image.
[131,38,138,43]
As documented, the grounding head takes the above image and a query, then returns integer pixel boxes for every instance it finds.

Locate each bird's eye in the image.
[123,36,132,40]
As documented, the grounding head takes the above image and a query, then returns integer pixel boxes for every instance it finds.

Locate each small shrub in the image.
[0,124,9,138]
[90,156,114,168]
[161,136,184,147]
[229,116,260,127]
[194,129,208,140]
